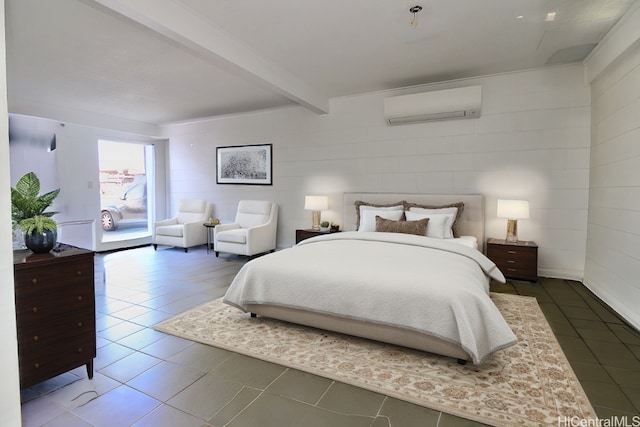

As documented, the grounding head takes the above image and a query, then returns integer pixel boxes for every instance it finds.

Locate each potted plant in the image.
[11,172,60,253]
[330,222,340,232]
[320,221,330,232]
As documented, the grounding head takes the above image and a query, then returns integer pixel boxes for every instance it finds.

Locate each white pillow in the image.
[358,206,404,232]
[409,206,458,216]
[405,211,455,239]
[409,207,457,238]
[451,236,478,249]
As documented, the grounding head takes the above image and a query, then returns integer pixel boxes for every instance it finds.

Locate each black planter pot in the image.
[24,229,57,254]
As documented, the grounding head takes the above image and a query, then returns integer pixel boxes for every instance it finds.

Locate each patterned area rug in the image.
[155,293,597,427]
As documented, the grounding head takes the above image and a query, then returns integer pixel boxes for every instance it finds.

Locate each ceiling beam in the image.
[89,0,329,114]
[584,0,640,84]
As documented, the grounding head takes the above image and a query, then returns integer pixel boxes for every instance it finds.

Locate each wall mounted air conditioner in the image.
[383,85,482,125]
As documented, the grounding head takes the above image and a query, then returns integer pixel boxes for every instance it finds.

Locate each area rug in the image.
[155,293,597,427]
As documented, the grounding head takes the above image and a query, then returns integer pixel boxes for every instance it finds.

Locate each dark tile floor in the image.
[492,278,640,420]
[19,245,640,426]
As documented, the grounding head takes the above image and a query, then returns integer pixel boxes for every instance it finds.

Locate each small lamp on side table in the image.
[304,196,328,231]
[497,199,529,243]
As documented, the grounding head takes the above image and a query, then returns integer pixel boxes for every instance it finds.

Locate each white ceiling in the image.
[4,0,637,126]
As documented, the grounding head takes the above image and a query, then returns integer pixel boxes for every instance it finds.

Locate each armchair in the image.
[153,199,213,252]
[214,200,278,258]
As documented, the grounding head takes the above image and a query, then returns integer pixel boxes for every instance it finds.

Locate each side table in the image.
[203,223,217,253]
[486,238,538,282]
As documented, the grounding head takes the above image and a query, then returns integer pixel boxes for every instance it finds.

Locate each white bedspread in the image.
[224,231,516,363]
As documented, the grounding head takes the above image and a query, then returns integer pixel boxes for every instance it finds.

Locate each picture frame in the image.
[216,143,272,185]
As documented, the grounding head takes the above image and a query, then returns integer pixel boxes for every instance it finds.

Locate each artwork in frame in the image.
[216,143,272,185]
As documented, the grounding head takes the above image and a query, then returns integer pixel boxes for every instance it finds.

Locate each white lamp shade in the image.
[497,200,529,219]
[304,195,328,211]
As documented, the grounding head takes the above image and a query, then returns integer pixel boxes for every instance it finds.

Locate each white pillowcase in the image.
[451,236,478,249]
[405,209,456,239]
[358,205,404,232]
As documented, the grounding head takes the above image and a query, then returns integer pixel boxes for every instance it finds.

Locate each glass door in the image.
[98,140,154,244]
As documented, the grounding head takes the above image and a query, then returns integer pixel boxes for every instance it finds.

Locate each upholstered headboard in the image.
[343,193,485,245]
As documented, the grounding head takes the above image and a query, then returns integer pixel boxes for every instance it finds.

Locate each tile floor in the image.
[20,244,640,426]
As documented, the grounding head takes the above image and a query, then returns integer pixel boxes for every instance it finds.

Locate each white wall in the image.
[0,0,25,424]
[162,64,591,279]
[584,41,640,330]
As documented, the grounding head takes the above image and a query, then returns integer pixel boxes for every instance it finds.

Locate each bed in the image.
[223,193,517,364]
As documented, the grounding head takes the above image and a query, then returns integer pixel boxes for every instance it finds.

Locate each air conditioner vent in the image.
[384,86,482,125]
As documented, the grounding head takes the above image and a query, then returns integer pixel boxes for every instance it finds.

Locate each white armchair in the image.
[214,200,278,258]
[153,199,213,252]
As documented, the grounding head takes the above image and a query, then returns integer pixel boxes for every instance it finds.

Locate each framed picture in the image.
[216,143,272,185]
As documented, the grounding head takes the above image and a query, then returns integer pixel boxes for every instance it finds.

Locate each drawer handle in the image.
[77,347,83,353]
[507,268,516,271]
[76,270,83,276]
[34,363,40,369]
[32,307,38,313]
[77,296,83,301]
[33,335,39,342]
[507,260,515,263]
[31,278,38,284]
[507,250,517,254]
[78,322,83,328]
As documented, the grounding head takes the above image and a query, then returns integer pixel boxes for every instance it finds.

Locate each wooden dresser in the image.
[13,246,96,389]
[486,238,538,282]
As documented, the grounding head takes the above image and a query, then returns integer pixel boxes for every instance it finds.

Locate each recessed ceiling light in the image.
[516,15,524,19]
[545,11,556,22]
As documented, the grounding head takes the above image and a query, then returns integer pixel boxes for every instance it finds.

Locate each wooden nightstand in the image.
[295,229,340,244]
[486,238,538,282]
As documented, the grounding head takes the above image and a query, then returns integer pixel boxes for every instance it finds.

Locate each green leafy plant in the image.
[11,171,60,229]
[320,220,330,228]
[20,215,57,234]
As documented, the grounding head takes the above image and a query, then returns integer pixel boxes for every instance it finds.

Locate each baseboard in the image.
[537,268,583,282]
[582,278,640,332]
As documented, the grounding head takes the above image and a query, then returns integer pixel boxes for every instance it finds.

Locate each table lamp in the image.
[304,196,328,230]
[497,199,529,243]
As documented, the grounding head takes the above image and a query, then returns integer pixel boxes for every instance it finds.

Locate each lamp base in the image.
[311,210,321,230]
[505,219,518,243]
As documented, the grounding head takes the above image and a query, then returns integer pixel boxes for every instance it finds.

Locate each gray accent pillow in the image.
[375,216,429,236]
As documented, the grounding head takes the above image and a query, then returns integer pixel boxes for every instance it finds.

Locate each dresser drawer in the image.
[489,251,537,269]
[494,262,537,279]
[18,332,96,387]
[14,258,93,296]
[18,330,95,362]
[15,282,94,323]
[487,245,538,261]
[17,308,95,348]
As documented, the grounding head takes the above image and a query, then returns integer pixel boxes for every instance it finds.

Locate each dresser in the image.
[486,238,538,282]
[13,246,96,389]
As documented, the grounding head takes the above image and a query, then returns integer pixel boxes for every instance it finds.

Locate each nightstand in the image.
[486,238,538,282]
[295,229,340,244]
